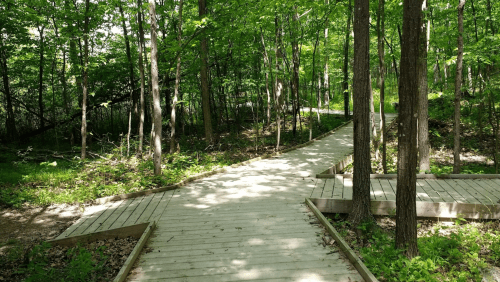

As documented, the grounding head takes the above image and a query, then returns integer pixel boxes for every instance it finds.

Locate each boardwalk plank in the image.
[124,193,155,226]
[96,198,134,232]
[321,179,334,198]
[473,179,500,203]
[343,177,352,200]
[444,179,482,204]
[417,179,444,202]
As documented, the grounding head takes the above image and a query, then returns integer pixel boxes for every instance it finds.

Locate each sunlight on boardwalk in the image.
[57,114,408,281]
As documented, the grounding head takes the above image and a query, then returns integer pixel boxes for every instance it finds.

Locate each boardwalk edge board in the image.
[95,119,353,205]
[317,174,500,179]
[316,115,398,178]
[310,198,500,219]
[305,198,379,282]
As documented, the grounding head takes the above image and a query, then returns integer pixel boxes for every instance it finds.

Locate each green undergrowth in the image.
[1,241,108,282]
[329,216,500,281]
[0,114,347,207]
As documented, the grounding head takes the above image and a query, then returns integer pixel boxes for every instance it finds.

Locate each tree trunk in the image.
[342,0,352,119]
[137,0,146,158]
[275,15,284,150]
[0,39,18,141]
[348,0,373,227]
[170,0,183,154]
[453,0,465,174]
[199,0,213,143]
[377,0,386,173]
[149,0,162,175]
[369,73,378,159]
[81,0,90,159]
[418,0,430,174]
[38,26,45,136]
[291,6,300,137]
[324,0,330,104]
[396,0,421,259]
[260,28,272,127]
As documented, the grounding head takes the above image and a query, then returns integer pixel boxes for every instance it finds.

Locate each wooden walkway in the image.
[311,176,500,205]
[55,112,435,282]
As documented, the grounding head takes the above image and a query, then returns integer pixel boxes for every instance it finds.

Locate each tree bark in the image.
[291,6,300,137]
[137,0,146,158]
[260,28,272,126]
[418,0,430,174]
[396,0,421,259]
[342,0,352,119]
[38,26,45,136]
[0,39,18,141]
[323,0,330,104]
[170,0,183,154]
[149,0,162,175]
[199,0,213,143]
[81,0,90,160]
[377,0,386,173]
[275,15,284,150]
[348,0,372,227]
[453,0,465,174]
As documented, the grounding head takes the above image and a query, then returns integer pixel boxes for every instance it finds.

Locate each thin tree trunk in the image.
[149,0,162,175]
[137,0,146,158]
[418,0,430,174]
[170,0,183,154]
[453,0,465,174]
[260,28,272,126]
[324,0,330,104]
[81,0,90,160]
[369,73,379,160]
[199,0,213,143]
[275,15,283,151]
[38,26,45,136]
[348,0,373,227]
[377,0,387,173]
[0,39,18,141]
[395,0,421,259]
[342,0,352,119]
[291,6,300,137]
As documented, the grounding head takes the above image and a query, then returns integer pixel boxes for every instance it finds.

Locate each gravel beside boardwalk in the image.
[57,113,398,281]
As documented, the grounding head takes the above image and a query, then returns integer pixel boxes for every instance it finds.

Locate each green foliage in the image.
[9,242,109,282]
[356,222,497,281]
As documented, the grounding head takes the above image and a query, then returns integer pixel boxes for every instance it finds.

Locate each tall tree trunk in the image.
[137,0,146,157]
[396,0,421,259]
[323,0,330,104]
[348,0,373,227]
[369,73,379,159]
[0,41,18,141]
[418,0,430,174]
[377,0,387,173]
[149,0,162,175]
[453,0,465,174]
[38,26,45,135]
[260,28,272,126]
[199,0,213,143]
[291,6,300,137]
[342,0,352,119]
[81,0,90,159]
[275,15,284,150]
[170,0,183,154]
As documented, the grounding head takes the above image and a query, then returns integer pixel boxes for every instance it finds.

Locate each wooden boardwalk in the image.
[311,176,500,205]
[60,112,500,281]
